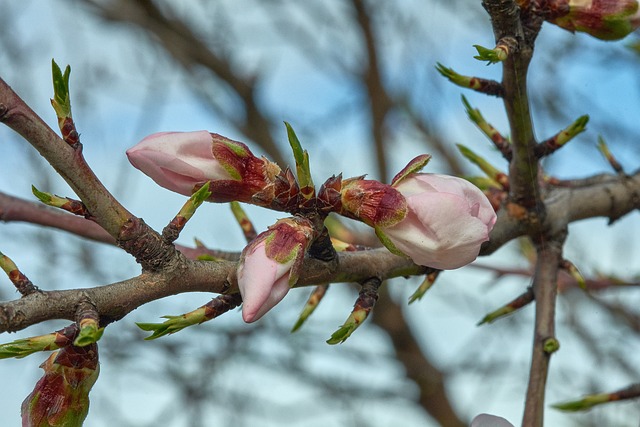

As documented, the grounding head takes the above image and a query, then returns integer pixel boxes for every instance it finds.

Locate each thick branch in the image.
[0,248,428,333]
[0,170,638,330]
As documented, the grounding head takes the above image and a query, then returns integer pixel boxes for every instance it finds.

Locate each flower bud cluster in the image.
[128,132,497,321]
[527,0,640,40]
[22,344,99,426]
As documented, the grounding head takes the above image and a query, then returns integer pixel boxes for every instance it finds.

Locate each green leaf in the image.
[473,44,507,65]
[137,307,208,340]
[326,309,368,345]
[552,394,610,412]
[284,122,314,197]
[179,181,211,221]
[73,325,104,347]
[0,335,60,359]
[408,271,440,304]
[51,59,72,118]
[31,185,53,204]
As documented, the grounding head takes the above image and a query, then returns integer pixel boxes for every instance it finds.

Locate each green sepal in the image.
[473,44,506,65]
[374,227,406,258]
[284,122,314,198]
[73,325,104,347]
[51,59,72,118]
[391,154,431,187]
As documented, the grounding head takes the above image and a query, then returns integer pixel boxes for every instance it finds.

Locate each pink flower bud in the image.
[471,414,514,427]
[379,174,497,270]
[127,131,283,204]
[237,217,316,323]
[127,131,232,194]
[544,0,640,40]
[22,344,99,427]
[339,178,407,227]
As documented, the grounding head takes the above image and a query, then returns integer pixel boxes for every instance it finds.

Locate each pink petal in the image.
[383,173,496,269]
[237,241,293,323]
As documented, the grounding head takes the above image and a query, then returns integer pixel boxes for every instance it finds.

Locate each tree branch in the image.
[522,234,566,427]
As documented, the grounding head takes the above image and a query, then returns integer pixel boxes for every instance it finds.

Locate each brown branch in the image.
[0,78,131,238]
[0,191,116,245]
[522,233,566,427]
[0,168,635,333]
[0,248,430,334]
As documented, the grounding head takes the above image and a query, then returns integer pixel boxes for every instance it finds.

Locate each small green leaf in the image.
[408,271,440,304]
[137,307,208,340]
[284,122,314,197]
[552,394,610,412]
[0,251,18,276]
[31,185,53,204]
[73,325,104,347]
[435,63,477,89]
[473,44,507,65]
[51,59,72,118]
[179,181,211,221]
[0,335,60,359]
[456,144,507,188]
[326,309,368,345]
